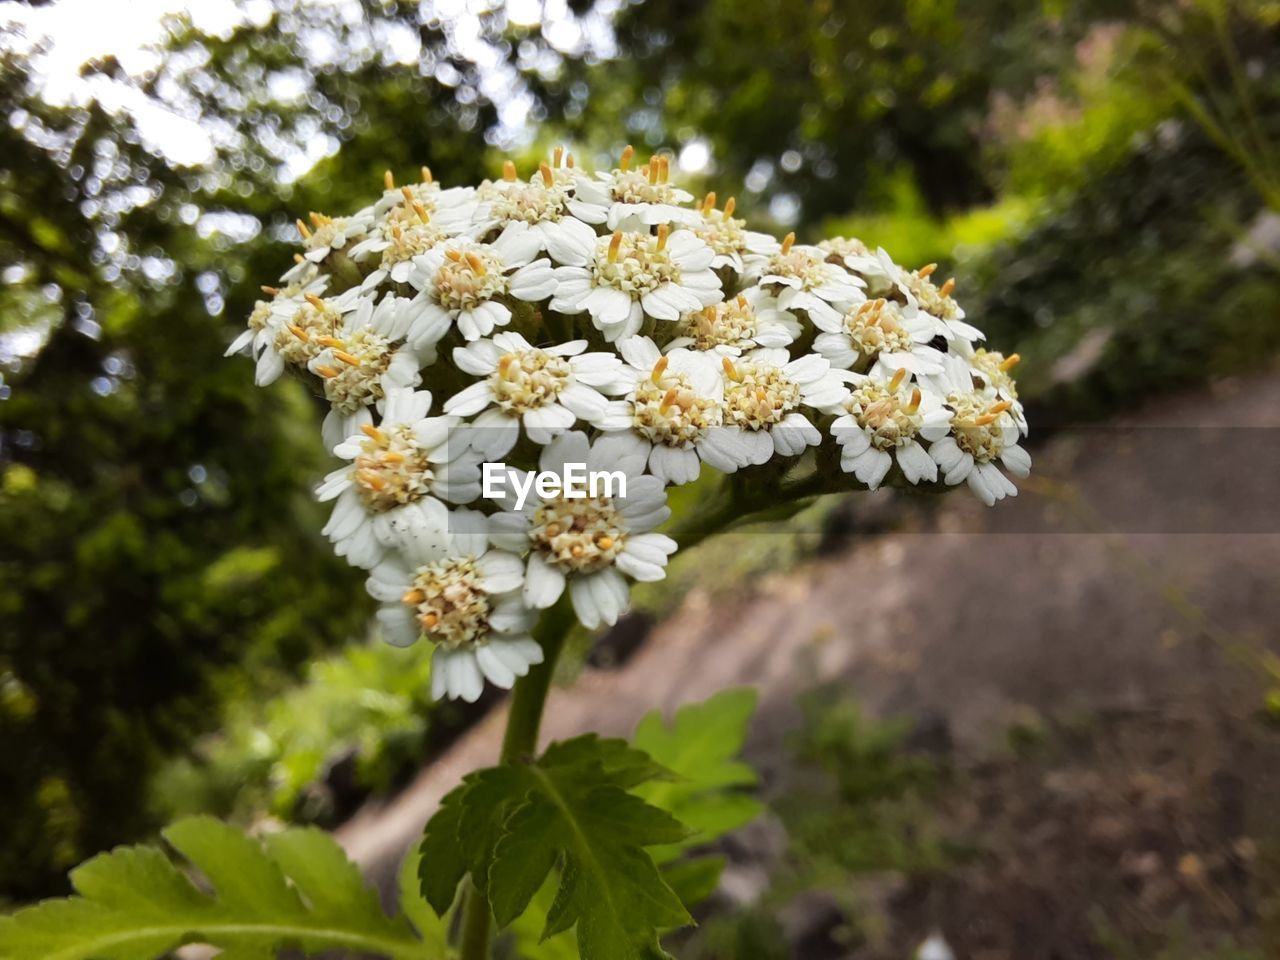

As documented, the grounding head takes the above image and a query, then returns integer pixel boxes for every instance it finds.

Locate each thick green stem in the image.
[457,878,491,960]
[456,594,576,960]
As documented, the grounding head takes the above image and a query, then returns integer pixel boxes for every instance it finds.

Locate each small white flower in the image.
[316,388,480,569]
[551,225,722,341]
[812,296,945,375]
[756,233,865,327]
[597,337,725,485]
[253,286,365,388]
[405,234,556,345]
[224,269,329,363]
[306,293,424,449]
[927,356,1031,506]
[896,264,985,344]
[444,332,626,459]
[831,367,951,490]
[487,431,678,629]
[663,287,801,356]
[297,210,374,263]
[471,161,600,265]
[686,194,779,276]
[698,349,849,472]
[369,169,476,220]
[567,149,698,230]
[968,347,1028,436]
[366,505,540,702]
[348,199,455,289]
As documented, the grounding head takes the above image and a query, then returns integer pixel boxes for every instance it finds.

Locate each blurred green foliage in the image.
[152,638,437,827]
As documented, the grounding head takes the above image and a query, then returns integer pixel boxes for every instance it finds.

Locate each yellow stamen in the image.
[702,191,716,214]
[647,159,659,186]
[465,252,486,275]
[315,364,340,378]
[317,335,344,348]
[498,354,517,379]
[422,166,433,183]
[988,400,1013,415]
[918,263,938,278]
[723,196,736,217]
[304,294,326,310]
[566,152,575,169]
[722,357,741,381]
[260,285,280,295]
[659,155,670,183]
[620,144,634,172]
[571,544,584,558]
[553,145,564,168]
[656,223,669,251]
[906,387,922,414]
[358,470,385,491]
[659,387,678,413]
[502,160,517,182]
[288,323,310,342]
[333,350,360,366]
[781,231,795,254]
[412,201,431,223]
[422,612,439,628]
[402,588,425,605]
[445,248,463,262]
[651,356,669,384]
[384,169,395,190]
[999,353,1021,372]
[360,423,383,441]
[540,162,554,187]
[293,253,306,264]
[939,277,956,297]
[888,367,908,392]
[736,293,748,308]
[401,186,416,206]
[380,450,405,464]
[544,523,561,538]
[295,219,312,239]
[607,230,623,264]
[973,413,999,426]
[596,535,614,551]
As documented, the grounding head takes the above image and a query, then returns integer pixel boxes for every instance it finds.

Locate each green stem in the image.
[457,878,492,960]
[456,594,577,960]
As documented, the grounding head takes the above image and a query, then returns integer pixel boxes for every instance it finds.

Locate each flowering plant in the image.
[0,149,1028,960]
[232,147,1029,709]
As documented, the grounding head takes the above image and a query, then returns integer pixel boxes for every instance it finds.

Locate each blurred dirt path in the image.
[336,365,1280,894]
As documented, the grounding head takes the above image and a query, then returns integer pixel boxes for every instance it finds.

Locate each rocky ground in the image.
[337,364,1280,959]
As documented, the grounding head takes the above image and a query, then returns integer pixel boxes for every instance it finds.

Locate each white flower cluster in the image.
[228,149,1030,702]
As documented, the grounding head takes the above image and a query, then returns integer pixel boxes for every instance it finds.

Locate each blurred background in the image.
[2,0,1280,956]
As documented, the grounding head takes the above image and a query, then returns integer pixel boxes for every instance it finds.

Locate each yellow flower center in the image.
[631,370,721,445]
[490,350,572,415]
[842,299,915,361]
[402,556,492,648]
[592,231,680,297]
[846,381,923,451]
[433,246,507,312]
[352,424,435,511]
[722,361,801,429]
[530,496,626,574]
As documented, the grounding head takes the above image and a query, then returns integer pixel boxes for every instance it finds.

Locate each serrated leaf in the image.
[0,816,438,960]
[396,844,450,951]
[488,765,691,960]
[418,781,471,916]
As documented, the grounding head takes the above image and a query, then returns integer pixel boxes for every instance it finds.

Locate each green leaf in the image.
[417,782,471,916]
[0,816,438,960]
[418,735,692,960]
